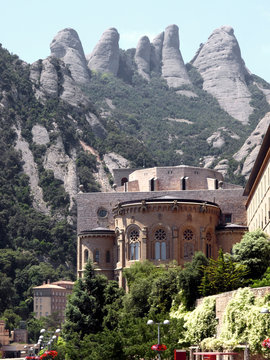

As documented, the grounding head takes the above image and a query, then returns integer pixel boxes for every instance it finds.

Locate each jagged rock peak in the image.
[192,25,253,124]
[161,24,192,88]
[87,27,120,76]
[50,28,90,85]
[151,31,164,73]
[135,36,151,80]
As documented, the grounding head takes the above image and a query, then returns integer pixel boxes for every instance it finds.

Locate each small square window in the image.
[224,214,232,223]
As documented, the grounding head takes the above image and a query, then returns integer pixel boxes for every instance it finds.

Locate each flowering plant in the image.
[39,350,58,360]
[262,338,270,350]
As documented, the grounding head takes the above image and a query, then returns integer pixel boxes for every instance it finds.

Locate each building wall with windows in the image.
[77,165,248,287]
[33,281,74,322]
[244,125,270,235]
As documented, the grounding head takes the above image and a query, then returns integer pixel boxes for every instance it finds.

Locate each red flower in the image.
[262,338,270,349]
[39,350,58,359]
[151,344,167,351]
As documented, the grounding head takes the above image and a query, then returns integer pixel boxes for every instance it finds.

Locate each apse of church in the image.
[77,165,248,286]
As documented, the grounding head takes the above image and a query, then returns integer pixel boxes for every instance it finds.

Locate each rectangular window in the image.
[224,214,232,223]
[181,177,186,190]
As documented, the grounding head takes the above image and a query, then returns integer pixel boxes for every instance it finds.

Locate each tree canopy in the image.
[232,229,270,279]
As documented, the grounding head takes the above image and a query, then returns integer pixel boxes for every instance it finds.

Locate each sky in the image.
[1,0,270,82]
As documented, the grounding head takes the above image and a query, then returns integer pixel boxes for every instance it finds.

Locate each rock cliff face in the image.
[192,26,253,124]
[30,56,91,107]
[161,25,192,88]
[151,32,164,73]
[87,27,120,76]
[15,126,49,214]
[134,36,151,80]
[50,28,90,85]
[43,136,78,212]
[233,112,270,177]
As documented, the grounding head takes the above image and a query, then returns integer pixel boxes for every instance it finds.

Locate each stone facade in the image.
[77,165,248,287]
[244,125,270,235]
[33,280,74,322]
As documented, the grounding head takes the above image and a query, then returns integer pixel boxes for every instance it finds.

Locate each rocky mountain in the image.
[191,26,253,124]
[1,23,270,220]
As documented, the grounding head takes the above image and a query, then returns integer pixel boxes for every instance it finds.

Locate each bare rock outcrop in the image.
[14,127,49,214]
[50,28,90,85]
[233,112,270,177]
[30,57,90,107]
[43,137,78,212]
[87,27,120,76]
[32,124,50,145]
[151,32,164,73]
[207,127,240,149]
[135,36,151,80]
[214,159,229,177]
[85,112,107,139]
[30,58,59,98]
[192,26,252,124]
[161,25,192,88]
[103,152,131,175]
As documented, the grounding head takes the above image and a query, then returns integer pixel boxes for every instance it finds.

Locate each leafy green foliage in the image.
[218,288,270,353]
[252,267,270,288]
[232,229,270,279]
[39,170,70,210]
[178,252,208,309]
[123,261,180,318]
[84,69,253,174]
[76,152,100,192]
[200,249,248,296]
[248,81,270,127]
[183,296,217,345]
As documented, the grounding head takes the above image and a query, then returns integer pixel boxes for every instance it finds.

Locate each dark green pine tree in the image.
[63,261,108,339]
[199,249,248,296]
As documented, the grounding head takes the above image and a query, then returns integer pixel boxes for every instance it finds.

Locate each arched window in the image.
[94,250,100,263]
[128,228,140,260]
[154,229,167,260]
[121,177,128,186]
[84,249,89,263]
[183,228,194,260]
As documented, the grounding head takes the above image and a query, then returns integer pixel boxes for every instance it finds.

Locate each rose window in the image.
[183,229,193,241]
[129,229,139,242]
[154,229,166,241]
[206,232,212,242]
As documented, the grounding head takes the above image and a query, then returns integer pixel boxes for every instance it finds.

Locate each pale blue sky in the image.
[1,0,270,82]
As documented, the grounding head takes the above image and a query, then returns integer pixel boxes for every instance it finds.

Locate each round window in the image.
[97,208,108,218]
[154,229,166,241]
[129,229,140,242]
[183,229,194,241]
